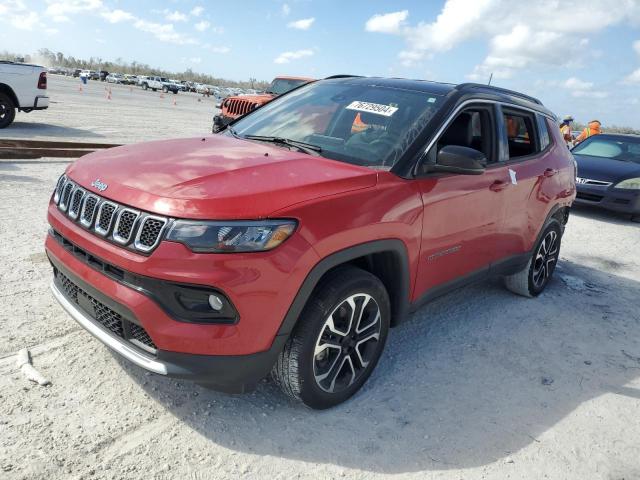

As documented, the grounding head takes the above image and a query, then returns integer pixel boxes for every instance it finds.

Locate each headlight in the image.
[615,177,640,190]
[166,220,297,253]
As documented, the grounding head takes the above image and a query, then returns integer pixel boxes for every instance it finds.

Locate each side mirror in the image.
[430,145,487,175]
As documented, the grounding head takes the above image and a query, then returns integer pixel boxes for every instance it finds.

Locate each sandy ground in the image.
[2,74,220,143]
[1,76,640,480]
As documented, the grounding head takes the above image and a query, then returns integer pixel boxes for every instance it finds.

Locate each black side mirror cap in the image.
[430,145,487,175]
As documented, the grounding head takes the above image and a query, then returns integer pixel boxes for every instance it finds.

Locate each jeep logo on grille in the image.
[91,178,108,192]
[576,177,588,184]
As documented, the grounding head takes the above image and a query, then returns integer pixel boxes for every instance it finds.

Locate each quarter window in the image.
[503,110,538,159]
[537,115,551,150]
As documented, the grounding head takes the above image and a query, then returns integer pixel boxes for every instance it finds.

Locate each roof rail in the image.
[324,74,363,79]
[455,83,543,105]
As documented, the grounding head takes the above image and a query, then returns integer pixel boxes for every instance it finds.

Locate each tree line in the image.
[1,48,270,90]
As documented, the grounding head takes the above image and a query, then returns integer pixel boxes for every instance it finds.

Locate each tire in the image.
[163,86,168,93]
[272,266,390,409]
[0,92,17,129]
[142,83,148,91]
[504,220,562,297]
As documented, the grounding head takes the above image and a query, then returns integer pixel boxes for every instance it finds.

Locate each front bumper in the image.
[49,250,286,392]
[574,184,640,214]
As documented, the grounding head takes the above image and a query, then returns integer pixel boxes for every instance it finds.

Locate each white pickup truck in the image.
[0,61,49,128]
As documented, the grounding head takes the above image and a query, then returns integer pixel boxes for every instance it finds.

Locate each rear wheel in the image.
[0,93,16,129]
[504,221,562,297]
[162,86,168,93]
[272,266,390,409]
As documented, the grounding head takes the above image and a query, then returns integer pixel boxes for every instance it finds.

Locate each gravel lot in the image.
[1,76,640,479]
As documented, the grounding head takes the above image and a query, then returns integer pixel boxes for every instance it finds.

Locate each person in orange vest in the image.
[559,115,574,145]
[574,120,602,144]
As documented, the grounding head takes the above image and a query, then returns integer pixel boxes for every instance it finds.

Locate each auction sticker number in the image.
[346,101,398,117]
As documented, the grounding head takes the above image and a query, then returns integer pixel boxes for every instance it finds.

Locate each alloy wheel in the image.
[313,293,382,393]
[532,230,558,288]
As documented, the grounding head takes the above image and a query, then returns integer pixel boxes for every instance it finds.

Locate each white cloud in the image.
[165,10,187,22]
[287,17,315,30]
[564,77,593,90]
[194,20,210,32]
[45,0,103,17]
[365,10,408,34]
[188,57,202,64]
[367,0,640,75]
[45,27,59,35]
[190,6,204,17]
[13,11,40,30]
[101,9,134,24]
[274,49,314,64]
[561,76,609,98]
[624,68,640,84]
[133,19,197,45]
[282,3,291,16]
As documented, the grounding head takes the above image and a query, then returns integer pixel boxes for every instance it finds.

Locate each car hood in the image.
[227,94,275,104]
[574,154,640,183]
[66,135,377,219]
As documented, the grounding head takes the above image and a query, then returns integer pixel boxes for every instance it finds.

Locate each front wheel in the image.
[142,83,148,90]
[504,220,562,297]
[0,92,16,129]
[272,266,390,409]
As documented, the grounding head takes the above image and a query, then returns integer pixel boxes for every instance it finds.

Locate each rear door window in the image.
[503,109,539,159]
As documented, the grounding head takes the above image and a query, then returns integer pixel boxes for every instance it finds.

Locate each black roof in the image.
[323,75,554,118]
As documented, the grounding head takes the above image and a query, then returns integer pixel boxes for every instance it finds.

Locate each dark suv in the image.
[46,76,576,409]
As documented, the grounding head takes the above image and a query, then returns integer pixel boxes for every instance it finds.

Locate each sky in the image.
[1,0,640,127]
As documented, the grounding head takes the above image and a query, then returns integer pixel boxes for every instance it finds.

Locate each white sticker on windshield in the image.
[346,101,398,117]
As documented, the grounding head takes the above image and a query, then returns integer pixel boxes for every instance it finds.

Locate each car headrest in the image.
[440,112,473,147]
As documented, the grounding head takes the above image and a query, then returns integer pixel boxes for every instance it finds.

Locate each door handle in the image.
[543,168,558,177]
[490,180,509,192]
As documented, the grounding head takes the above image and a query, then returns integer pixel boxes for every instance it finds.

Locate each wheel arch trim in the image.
[275,239,411,337]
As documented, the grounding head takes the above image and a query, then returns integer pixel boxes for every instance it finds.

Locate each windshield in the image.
[231,81,442,169]
[268,78,309,95]
[572,136,640,164]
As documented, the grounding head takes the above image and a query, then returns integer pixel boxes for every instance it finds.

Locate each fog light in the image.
[208,294,223,311]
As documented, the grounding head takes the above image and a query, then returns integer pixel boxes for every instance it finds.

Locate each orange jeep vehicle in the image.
[212,76,314,132]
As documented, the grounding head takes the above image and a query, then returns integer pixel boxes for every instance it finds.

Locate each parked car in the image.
[106,73,124,84]
[572,133,640,221]
[123,74,138,85]
[88,70,100,80]
[99,70,109,81]
[136,75,149,86]
[141,76,180,94]
[45,76,575,408]
[72,69,82,77]
[0,60,49,128]
[212,75,314,132]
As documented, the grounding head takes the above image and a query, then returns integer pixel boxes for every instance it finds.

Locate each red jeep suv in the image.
[46,76,576,409]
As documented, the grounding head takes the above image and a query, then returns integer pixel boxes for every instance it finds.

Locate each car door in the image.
[494,106,556,260]
[412,103,510,298]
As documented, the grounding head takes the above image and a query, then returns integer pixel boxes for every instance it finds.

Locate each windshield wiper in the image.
[242,134,323,156]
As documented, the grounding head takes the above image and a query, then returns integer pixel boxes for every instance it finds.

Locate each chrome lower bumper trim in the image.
[50,281,168,375]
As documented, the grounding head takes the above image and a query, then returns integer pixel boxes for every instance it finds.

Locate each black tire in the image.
[142,83,148,91]
[504,220,562,297]
[0,92,17,129]
[163,86,168,93]
[272,266,390,409]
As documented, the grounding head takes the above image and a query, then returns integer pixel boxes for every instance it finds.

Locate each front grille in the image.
[113,210,139,244]
[68,188,85,219]
[80,195,99,226]
[135,217,167,251]
[59,182,74,211]
[95,202,117,235]
[576,192,603,202]
[225,98,257,116]
[56,270,157,352]
[52,176,169,254]
[129,323,157,350]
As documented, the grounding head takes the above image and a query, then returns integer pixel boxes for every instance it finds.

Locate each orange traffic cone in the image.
[79,85,83,92]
